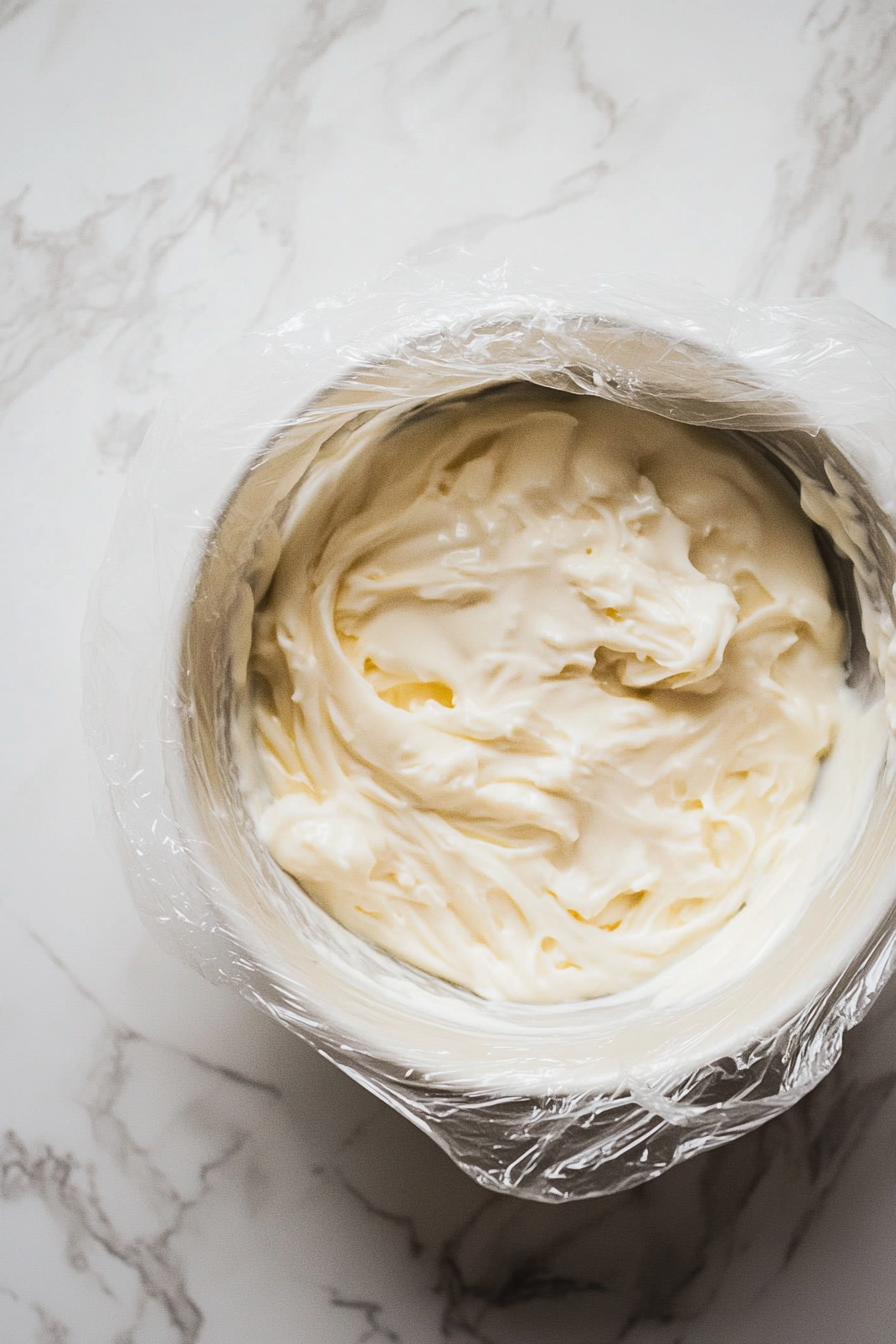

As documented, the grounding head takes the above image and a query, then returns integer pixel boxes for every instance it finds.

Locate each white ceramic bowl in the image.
[95,295,896,1199]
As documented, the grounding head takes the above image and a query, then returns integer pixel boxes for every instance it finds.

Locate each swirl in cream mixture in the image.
[248,386,846,1002]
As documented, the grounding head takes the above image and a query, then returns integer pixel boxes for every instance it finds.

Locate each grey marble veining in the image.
[744,0,896,299]
[6,913,896,1343]
[4,2,896,1340]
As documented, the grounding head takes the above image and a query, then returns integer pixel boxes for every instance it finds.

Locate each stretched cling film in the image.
[83,265,896,1200]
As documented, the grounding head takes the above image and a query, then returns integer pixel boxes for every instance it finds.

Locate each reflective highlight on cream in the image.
[249,388,847,1002]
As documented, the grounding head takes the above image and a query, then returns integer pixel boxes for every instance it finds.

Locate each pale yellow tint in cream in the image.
[249,387,847,1002]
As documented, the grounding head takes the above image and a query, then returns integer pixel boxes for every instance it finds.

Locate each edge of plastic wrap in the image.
[83,266,896,1201]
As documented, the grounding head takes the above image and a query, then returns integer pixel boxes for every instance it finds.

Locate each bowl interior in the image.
[178,314,896,1095]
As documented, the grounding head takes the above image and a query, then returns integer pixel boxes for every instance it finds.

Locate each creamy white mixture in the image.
[248,386,849,1002]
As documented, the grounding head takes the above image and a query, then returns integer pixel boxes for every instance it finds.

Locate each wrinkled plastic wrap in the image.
[84,267,896,1201]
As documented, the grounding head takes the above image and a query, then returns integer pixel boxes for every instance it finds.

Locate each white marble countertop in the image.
[4,2,896,1340]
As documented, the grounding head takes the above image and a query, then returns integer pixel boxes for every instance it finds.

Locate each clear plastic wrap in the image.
[84,266,896,1201]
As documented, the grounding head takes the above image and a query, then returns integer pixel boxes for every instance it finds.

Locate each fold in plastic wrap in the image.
[84,268,896,1200]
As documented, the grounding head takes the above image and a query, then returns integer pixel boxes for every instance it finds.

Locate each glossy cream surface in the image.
[248,387,848,1002]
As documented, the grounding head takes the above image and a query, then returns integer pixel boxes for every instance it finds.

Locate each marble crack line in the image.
[313,1163,425,1259]
[0,1130,210,1344]
[437,1245,609,1339]
[207,0,389,328]
[84,1021,187,1216]
[807,0,850,43]
[21,921,282,1100]
[0,0,387,426]
[0,0,34,32]
[21,921,273,1261]
[0,178,174,416]
[432,1195,608,1343]
[612,1139,780,1334]
[0,1283,71,1344]
[781,1067,896,1268]
[563,17,621,137]
[158,1133,250,1258]
[406,157,611,260]
[380,5,479,71]
[335,1118,372,1157]
[745,0,896,294]
[79,1009,254,1249]
[328,1289,403,1343]
[292,0,387,68]
[182,1052,282,1099]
